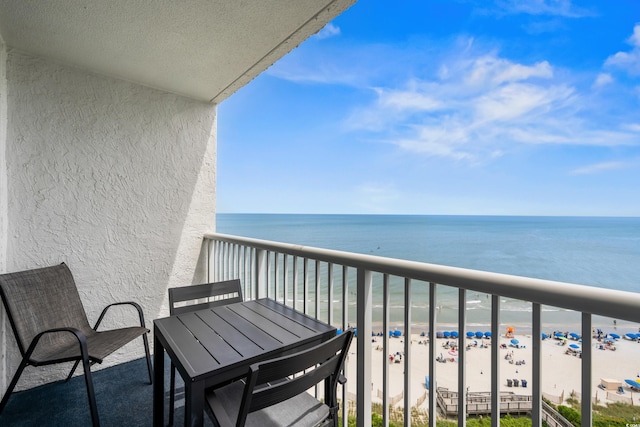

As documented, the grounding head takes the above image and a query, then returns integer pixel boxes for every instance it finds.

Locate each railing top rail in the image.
[206,232,640,324]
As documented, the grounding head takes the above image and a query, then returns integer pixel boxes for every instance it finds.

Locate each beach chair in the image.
[167,279,243,425]
[205,329,353,427]
[521,379,527,388]
[507,379,513,387]
[513,379,519,387]
[0,263,152,427]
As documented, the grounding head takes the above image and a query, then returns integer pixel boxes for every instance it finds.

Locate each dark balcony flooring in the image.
[0,355,214,426]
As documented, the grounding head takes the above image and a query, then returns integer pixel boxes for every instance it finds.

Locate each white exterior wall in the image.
[1,51,217,390]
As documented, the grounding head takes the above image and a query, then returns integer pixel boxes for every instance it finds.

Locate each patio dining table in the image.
[152,297,337,427]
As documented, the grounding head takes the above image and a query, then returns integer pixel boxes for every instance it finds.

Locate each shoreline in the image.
[345,330,640,410]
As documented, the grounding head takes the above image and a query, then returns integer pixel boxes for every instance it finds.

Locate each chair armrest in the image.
[93,301,147,331]
[25,327,89,362]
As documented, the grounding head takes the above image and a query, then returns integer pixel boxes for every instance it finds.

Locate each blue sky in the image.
[217,0,640,216]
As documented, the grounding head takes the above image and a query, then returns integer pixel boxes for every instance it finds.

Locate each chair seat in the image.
[206,380,330,427]
[30,326,149,364]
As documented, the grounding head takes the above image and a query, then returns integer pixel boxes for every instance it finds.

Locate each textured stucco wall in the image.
[1,51,217,390]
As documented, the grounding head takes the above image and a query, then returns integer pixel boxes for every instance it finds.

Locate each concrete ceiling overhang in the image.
[0,0,356,103]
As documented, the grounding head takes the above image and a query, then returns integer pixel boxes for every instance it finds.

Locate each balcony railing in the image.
[204,232,640,427]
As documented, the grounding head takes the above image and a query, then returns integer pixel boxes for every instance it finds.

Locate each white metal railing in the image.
[204,232,640,427]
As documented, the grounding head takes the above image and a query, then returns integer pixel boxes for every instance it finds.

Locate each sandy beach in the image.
[344,329,640,409]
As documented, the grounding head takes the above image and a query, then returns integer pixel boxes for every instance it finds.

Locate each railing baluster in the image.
[403,278,412,427]
[303,258,309,314]
[383,274,390,427]
[293,256,298,312]
[532,303,542,426]
[458,288,466,427]
[341,265,349,427]
[328,263,334,325]
[315,260,320,319]
[491,295,500,427]
[283,254,289,305]
[356,267,372,427]
[581,313,592,427]
[428,282,437,427]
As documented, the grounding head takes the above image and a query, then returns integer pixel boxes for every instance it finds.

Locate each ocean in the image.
[216,214,640,333]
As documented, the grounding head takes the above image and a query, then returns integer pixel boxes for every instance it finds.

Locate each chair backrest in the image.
[0,263,92,356]
[237,329,354,426]
[168,279,243,315]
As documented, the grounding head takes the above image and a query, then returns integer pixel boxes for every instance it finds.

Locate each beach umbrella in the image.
[626,333,638,340]
[436,331,444,338]
[484,331,491,338]
[510,339,519,345]
[569,343,580,350]
[569,332,580,340]
[541,333,548,339]
[610,333,620,340]
[451,331,459,338]
[336,329,343,335]
[393,330,402,338]
[443,331,451,338]
[475,332,483,338]
[625,379,640,390]
[466,331,474,338]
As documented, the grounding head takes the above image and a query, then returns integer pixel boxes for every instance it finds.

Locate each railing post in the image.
[255,248,268,299]
[382,274,390,427]
[357,268,372,427]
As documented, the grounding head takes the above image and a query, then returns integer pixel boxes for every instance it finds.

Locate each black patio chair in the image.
[167,279,243,425]
[0,262,152,427]
[204,328,353,427]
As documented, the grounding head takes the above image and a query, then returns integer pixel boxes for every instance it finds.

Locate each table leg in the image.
[184,379,205,427]
[153,326,165,427]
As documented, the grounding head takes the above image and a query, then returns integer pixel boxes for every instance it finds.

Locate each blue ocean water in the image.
[216,214,640,331]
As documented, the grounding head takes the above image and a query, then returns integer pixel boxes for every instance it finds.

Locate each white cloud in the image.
[605,24,640,75]
[495,0,595,18]
[344,46,640,162]
[570,161,629,175]
[314,23,341,40]
[593,73,613,88]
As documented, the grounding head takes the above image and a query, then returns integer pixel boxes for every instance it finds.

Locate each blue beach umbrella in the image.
[484,331,491,338]
[336,329,343,335]
[451,331,459,338]
[475,331,483,338]
[569,332,580,340]
[626,333,638,340]
[443,331,451,338]
[541,333,548,339]
[569,343,580,349]
[393,330,402,338]
[466,331,474,338]
[610,333,621,340]
[510,339,519,345]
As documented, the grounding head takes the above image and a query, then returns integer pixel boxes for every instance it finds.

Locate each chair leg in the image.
[168,363,176,426]
[0,356,30,414]
[81,355,101,427]
[143,333,153,385]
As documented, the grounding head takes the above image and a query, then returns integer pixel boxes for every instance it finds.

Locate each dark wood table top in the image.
[153,298,337,426]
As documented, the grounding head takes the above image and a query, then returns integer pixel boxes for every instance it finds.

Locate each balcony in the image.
[205,232,640,427]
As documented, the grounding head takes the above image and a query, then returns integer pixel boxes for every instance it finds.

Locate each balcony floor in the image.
[0,355,214,426]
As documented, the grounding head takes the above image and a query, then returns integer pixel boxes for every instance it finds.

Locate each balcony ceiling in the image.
[0,0,355,103]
